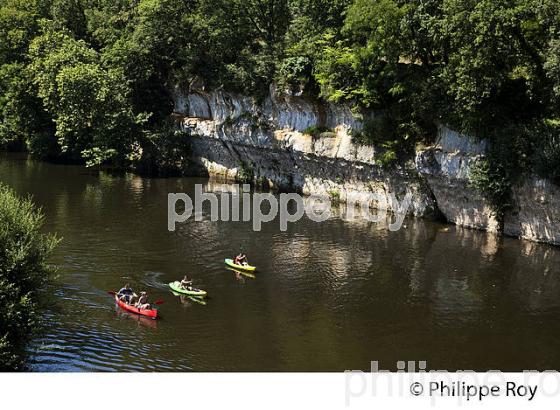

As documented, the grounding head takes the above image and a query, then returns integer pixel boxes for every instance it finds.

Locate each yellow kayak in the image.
[225,258,256,272]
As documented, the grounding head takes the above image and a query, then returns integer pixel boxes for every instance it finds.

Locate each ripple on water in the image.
[6,153,560,371]
[30,319,193,371]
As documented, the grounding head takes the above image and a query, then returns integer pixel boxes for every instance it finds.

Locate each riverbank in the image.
[173,88,560,246]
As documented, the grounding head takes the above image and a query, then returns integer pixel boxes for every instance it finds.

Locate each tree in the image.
[0,183,59,370]
[545,39,560,101]
[0,62,55,155]
[440,0,553,134]
[184,0,291,95]
[1,0,560,191]
[277,0,349,95]
[313,0,440,160]
[29,23,143,166]
[0,0,52,151]
[0,0,43,65]
[49,0,88,40]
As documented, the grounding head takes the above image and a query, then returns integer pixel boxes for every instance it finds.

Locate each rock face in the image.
[172,86,560,245]
[174,87,438,217]
[415,126,500,232]
[505,177,560,244]
[417,127,560,245]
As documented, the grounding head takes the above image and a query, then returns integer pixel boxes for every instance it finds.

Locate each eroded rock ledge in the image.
[172,87,560,245]
[417,128,560,244]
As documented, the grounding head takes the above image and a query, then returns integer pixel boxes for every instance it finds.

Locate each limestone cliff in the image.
[415,127,500,232]
[173,87,438,217]
[172,86,560,245]
[417,127,560,245]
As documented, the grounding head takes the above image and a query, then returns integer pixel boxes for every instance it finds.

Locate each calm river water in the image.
[2,152,560,371]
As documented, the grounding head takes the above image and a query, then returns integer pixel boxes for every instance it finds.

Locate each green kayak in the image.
[169,281,207,297]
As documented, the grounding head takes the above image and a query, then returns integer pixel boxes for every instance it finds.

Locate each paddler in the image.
[180,276,193,290]
[117,283,134,304]
[234,252,248,266]
[135,291,150,309]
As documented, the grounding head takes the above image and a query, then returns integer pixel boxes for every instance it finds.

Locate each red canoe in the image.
[114,294,158,319]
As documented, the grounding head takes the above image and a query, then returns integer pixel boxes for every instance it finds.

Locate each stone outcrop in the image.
[415,127,500,232]
[173,87,438,217]
[172,86,560,245]
[417,127,560,245]
[505,177,560,244]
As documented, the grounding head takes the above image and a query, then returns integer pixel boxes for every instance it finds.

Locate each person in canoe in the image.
[135,291,151,309]
[117,283,135,304]
[180,276,193,291]
[234,253,248,266]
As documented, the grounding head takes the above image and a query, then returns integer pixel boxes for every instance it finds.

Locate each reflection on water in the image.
[2,152,560,371]
[116,309,159,330]
[170,291,208,306]
[226,267,256,280]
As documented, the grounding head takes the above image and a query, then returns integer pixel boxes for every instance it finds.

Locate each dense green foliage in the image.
[0,0,559,209]
[0,183,58,370]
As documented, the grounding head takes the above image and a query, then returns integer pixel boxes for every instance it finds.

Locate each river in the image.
[2,152,560,371]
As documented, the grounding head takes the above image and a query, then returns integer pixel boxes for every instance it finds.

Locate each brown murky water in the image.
[2,152,560,371]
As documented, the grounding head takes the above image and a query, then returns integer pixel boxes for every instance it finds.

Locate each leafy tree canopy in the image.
[0,0,559,190]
